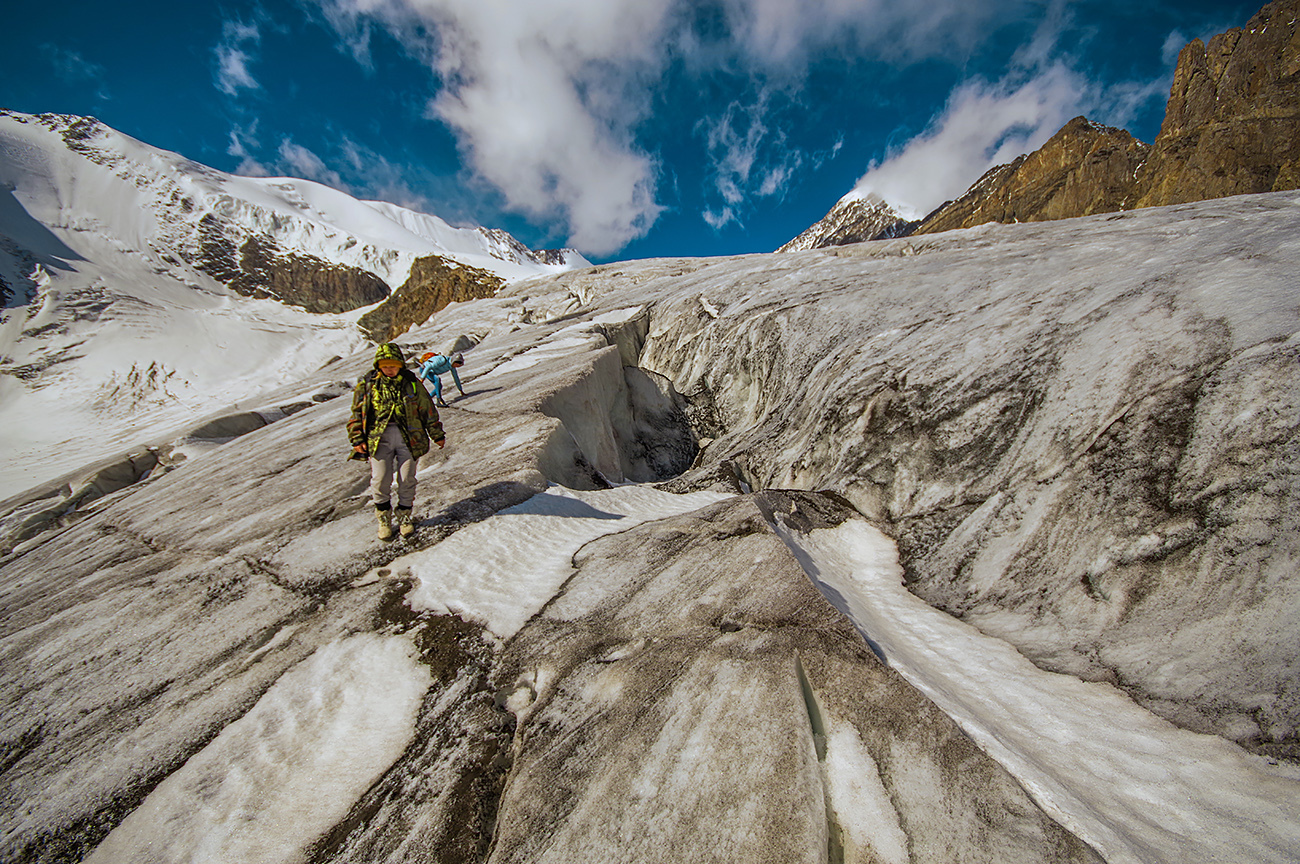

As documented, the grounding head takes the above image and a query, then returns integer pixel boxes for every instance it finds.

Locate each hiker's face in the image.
[378,361,402,377]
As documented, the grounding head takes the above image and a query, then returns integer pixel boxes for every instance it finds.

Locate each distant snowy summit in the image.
[780,0,1300,251]
[0,109,588,314]
[776,193,910,252]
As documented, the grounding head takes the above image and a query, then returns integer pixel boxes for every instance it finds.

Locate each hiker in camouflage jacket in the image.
[349,342,444,539]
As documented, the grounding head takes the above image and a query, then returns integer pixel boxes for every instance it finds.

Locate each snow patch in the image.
[400,485,730,639]
[86,634,431,864]
[773,518,1300,864]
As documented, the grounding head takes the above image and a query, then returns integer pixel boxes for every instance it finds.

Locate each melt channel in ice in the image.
[772,517,1300,864]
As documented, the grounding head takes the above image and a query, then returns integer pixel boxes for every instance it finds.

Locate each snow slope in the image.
[0,111,588,498]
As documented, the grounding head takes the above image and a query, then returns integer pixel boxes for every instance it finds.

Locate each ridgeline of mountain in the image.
[357,254,504,343]
[0,109,591,498]
[0,110,585,313]
[783,0,1299,249]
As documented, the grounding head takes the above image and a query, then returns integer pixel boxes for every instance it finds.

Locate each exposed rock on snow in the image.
[357,254,504,343]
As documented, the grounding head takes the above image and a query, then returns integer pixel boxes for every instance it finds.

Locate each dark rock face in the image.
[192,219,390,314]
[912,119,1149,235]
[358,255,502,343]
[229,236,390,314]
[1135,0,1300,206]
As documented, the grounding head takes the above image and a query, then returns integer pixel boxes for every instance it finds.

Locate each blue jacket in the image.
[417,355,464,400]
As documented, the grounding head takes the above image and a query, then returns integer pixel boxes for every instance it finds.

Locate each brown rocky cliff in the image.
[192,218,390,314]
[1135,0,1300,206]
[358,255,502,343]
[897,0,1297,239]
[914,118,1149,235]
[231,236,390,314]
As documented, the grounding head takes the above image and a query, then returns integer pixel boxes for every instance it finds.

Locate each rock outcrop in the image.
[226,236,391,314]
[787,0,1299,248]
[1135,0,1300,206]
[357,254,503,343]
[911,118,1149,235]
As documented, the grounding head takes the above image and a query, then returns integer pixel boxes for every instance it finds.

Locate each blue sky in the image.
[2,0,1261,262]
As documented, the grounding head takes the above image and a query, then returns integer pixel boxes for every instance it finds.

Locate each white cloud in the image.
[215,21,263,96]
[307,0,675,255]
[277,140,346,189]
[850,31,1174,222]
[850,65,1091,219]
[41,44,110,99]
[300,0,1117,253]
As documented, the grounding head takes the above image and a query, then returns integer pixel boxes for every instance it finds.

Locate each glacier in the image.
[1,178,1299,862]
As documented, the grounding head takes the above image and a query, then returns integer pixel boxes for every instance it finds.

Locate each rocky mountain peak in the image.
[786,0,1299,248]
[1137,0,1300,206]
[776,192,909,252]
[911,116,1149,235]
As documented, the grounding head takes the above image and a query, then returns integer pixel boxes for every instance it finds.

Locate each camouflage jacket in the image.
[348,368,444,459]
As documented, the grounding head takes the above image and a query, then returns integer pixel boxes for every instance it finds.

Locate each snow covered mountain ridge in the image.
[0,110,586,294]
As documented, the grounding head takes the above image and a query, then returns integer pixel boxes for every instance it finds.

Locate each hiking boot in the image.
[376,507,394,540]
[396,507,415,538]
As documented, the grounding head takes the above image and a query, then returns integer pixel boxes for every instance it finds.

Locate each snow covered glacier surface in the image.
[2,191,1299,862]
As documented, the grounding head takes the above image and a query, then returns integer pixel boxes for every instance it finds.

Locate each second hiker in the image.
[416,351,466,407]
[348,343,445,540]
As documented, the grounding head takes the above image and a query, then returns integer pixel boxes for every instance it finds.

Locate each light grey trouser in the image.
[370,423,417,508]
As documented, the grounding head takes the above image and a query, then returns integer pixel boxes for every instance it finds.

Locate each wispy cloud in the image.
[227,123,270,176]
[215,20,263,96]
[697,92,802,230]
[227,127,438,216]
[715,0,1027,68]
[300,0,1123,253]
[41,44,110,100]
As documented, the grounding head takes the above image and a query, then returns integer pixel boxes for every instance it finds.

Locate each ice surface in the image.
[773,516,1300,864]
[401,484,730,638]
[2,182,1298,861]
[85,634,430,864]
